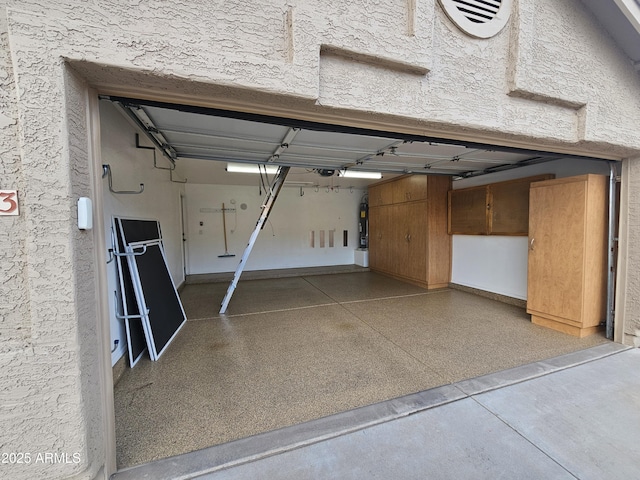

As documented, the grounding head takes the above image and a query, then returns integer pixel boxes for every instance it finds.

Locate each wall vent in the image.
[439,0,512,38]
[452,0,501,24]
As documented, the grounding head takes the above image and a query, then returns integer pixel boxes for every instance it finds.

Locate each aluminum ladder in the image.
[219,166,290,314]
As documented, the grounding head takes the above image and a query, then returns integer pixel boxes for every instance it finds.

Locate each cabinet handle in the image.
[406,234,411,242]
[530,238,535,251]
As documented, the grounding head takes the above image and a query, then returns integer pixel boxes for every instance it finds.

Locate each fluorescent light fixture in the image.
[338,170,382,179]
[226,163,279,174]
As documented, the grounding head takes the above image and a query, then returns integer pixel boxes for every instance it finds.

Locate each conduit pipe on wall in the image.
[606,162,618,340]
[102,164,144,195]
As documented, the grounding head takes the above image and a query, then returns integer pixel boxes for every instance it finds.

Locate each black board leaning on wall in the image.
[113,218,147,367]
[119,218,162,244]
[129,241,186,359]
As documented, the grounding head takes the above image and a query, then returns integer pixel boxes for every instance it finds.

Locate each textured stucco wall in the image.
[1,1,639,479]
[0,9,104,480]
[0,2,28,352]
[1,7,106,480]
[619,157,640,346]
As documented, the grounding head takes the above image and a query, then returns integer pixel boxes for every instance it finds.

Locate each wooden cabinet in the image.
[402,203,428,282]
[527,174,608,337]
[448,186,488,235]
[448,175,554,235]
[369,183,393,207]
[393,175,429,203]
[368,175,450,289]
[369,204,393,273]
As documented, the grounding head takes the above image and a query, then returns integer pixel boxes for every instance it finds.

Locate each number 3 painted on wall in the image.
[0,190,19,215]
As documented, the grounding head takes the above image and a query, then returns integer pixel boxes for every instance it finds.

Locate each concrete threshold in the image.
[111,342,628,480]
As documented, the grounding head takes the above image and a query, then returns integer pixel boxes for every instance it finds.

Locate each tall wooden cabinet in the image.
[527,174,608,337]
[368,175,451,289]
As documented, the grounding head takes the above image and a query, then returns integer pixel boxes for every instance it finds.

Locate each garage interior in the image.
[100,98,618,469]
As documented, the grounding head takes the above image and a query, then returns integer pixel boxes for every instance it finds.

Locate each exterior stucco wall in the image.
[0,3,28,352]
[0,14,105,480]
[1,9,106,480]
[619,157,640,347]
[0,1,639,479]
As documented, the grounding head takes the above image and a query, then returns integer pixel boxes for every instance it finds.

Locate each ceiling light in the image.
[226,163,279,174]
[338,170,382,179]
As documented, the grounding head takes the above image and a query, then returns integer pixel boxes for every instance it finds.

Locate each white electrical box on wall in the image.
[77,197,93,230]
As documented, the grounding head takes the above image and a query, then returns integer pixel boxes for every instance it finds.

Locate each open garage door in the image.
[104,95,571,179]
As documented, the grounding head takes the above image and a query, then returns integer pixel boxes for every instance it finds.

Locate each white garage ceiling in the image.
[106,97,568,188]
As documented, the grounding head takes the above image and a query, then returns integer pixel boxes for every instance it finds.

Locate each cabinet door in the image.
[369,184,383,208]
[448,186,488,235]
[369,205,392,272]
[393,175,428,203]
[427,176,452,286]
[369,183,393,207]
[390,204,408,275]
[404,202,428,281]
[527,179,586,322]
[369,206,382,269]
[381,203,428,283]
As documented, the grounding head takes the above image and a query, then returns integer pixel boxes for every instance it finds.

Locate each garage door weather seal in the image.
[219,166,290,314]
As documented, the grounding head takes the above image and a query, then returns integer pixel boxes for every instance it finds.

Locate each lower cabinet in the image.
[369,175,450,289]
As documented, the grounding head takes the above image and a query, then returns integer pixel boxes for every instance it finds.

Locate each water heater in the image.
[359,202,368,248]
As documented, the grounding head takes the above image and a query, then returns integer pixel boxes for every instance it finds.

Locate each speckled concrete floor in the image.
[114,272,608,468]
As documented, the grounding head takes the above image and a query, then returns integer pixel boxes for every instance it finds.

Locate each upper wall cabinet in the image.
[370,175,431,207]
[448,175,554,236]
[448,186,487,235]
[369,182,394,207]
[392,175,429,203]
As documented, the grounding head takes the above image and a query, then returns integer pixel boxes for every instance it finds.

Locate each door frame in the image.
[179,192,188,278]
[85,83,632,478]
